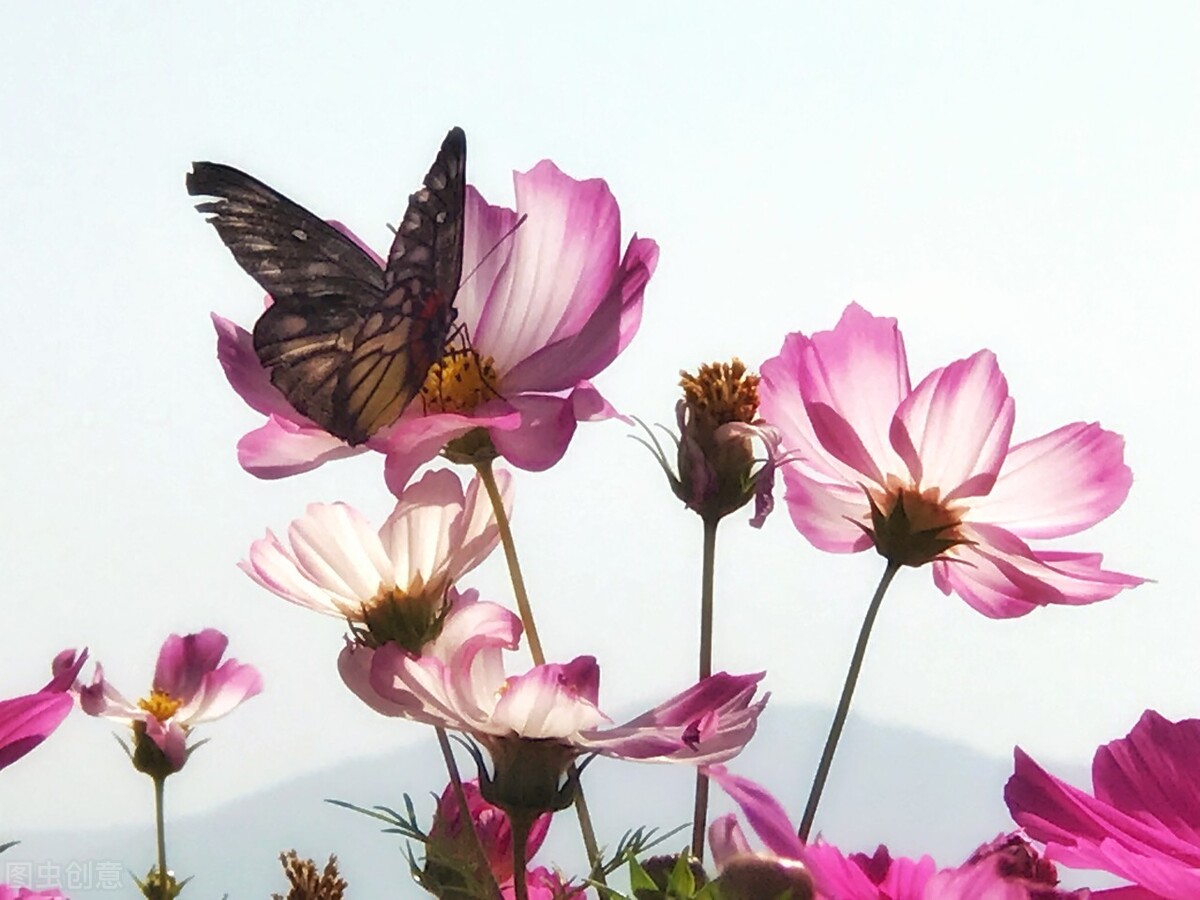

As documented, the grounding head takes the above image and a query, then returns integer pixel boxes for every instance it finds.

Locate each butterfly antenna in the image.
[459,213,528,289]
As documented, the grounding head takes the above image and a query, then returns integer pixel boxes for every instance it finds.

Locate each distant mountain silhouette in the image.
[4,706,1095,897]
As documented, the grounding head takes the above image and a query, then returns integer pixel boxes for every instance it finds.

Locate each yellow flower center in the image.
[137,689,183,723]
[420,349,499,414]
[679,358,761,432]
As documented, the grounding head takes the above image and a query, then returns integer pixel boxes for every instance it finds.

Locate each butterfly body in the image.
[188,128,467,446]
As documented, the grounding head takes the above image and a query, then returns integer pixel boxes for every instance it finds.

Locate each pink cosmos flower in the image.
[341,606,765,814]
[0,649,86,772]
[427,778,552,886]
[214,160,658,494]
[78,630,262,775]
[425,778,580,899]
[707,766,1088,899]
[1006,709,1200,899]
[241,468,511,650]
[0,888,68,900]
[758,303,1143,617]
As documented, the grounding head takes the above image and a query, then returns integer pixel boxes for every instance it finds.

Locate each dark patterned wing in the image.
[186,162,386,300]
[333,127,468,443]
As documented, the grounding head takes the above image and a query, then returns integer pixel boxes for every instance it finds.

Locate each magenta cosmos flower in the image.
[0,649,86,772]
[707,766,1087,899]
[214,159,658,494]
[0,888,68,900]
[78,630,262,775]
[758,303,1142,617]
[424,778,578,899]
[341,604,765,815]
[1006,710,1200,899]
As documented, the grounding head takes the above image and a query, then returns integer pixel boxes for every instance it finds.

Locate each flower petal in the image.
[212,313,293,419]
[971,422,1133,539]
[472,161,622,373]
[891,350,1014,500]
[0,692,72,771]
[706,765,805,861]
[501,236,658,392]
[380,406,523,496]
[285,503,391,604]
[491,657,609,739]
[760,304,911,487]
[779,466,874,553]
[177,657,264,724]
[238,415,363,479]
[934,524,1144,618]
[154,629,228,700]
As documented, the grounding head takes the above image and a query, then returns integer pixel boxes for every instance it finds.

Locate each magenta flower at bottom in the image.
[707,766,1087,899]
[425,779,578,899]
[0,649,87,772]
[78,630,262,775]
[1006,710,1200,899]
[0,887,68,900]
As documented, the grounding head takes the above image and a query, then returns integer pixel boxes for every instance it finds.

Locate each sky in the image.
[2,0,1198,868]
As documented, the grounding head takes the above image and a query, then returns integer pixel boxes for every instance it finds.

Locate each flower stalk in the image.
[153,774,168,898]
[473,459,606,885]
[689,515,719,861]
[799,560,901,841]
[436,727,503,900]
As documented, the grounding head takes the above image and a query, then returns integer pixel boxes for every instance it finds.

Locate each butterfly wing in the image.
[334,127,467,443]
[187,128,467,446]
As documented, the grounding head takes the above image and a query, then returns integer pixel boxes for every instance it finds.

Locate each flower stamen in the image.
[421,349,499,415]
[137,690,183,723]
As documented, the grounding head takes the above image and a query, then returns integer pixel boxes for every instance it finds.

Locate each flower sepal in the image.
[135,867,188,900]
[473,736,578,822]
[856,482,973,568]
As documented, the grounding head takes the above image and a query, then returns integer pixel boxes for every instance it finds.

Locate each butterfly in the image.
[187,127,466,446]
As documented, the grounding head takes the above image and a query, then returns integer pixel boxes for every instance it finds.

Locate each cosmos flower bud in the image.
[643,359,780,527]
[715,853,813,900]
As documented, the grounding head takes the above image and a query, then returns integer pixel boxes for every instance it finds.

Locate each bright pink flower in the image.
[708,766,1087,899]
[78,630,262,774]
[759,303,1143,617]
[214,160,658,493]
[0,649,86,772]
[342,610,765,814]
[1006,710,1200,899]
[0,887,68,900]
[241,468,510,646]
[425,778,571,897]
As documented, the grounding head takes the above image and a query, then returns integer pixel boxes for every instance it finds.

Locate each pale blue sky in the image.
[2,1,1197,857]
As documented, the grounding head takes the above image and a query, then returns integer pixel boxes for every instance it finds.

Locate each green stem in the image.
[473,460,607,887]
[153,775,168,896]
[436,727,503,900]
[476,460,544,665]
[798,560,901,842]
[509,813,533,900]
[689,515,719,861]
